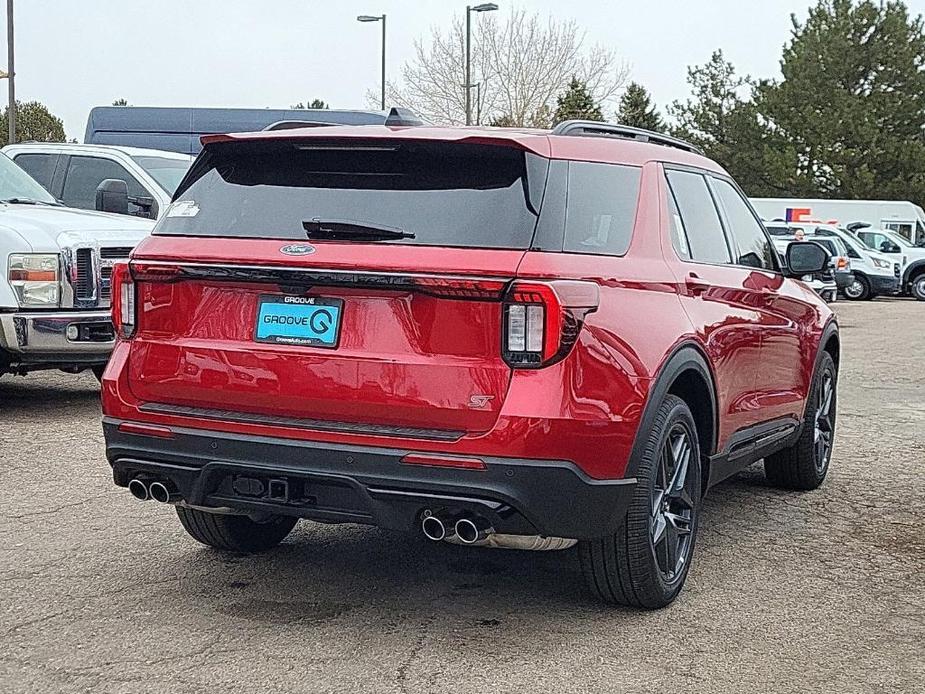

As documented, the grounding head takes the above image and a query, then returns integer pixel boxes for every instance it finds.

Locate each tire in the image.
[176,506,298,552]
[842,275,870,301]
[912,274,925,301]
[764,351,837,491]
[579,395,702,609]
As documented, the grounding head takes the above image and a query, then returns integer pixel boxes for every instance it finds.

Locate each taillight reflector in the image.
[400,453,487,470]
[117,422,174,439]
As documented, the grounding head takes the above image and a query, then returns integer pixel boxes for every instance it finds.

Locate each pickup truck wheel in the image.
[843,275,870,301]
[764,351,837,491]
[912,274,925,301]
[579,395,701,609]
[176,507,298,552]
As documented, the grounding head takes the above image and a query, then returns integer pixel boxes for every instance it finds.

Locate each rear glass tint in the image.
[157,139,547,249]
[563,162,641,256]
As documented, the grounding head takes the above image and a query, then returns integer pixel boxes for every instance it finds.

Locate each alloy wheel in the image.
[844,280,864,299]
[814,371,835,473]
[913,276,925,301]
[650,425,697,582]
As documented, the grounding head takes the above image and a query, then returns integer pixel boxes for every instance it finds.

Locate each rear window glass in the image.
[157,140,547,249]
[563,162,641,256]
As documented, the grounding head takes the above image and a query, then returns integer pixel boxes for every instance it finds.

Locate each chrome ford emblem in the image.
[280,243,315,256]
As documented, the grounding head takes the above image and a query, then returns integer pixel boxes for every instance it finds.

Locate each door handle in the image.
[685,273,710,297]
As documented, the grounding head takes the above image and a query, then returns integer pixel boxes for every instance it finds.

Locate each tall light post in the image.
[465,3,497,126]
[6,0,13,145]
[357,14,386,111]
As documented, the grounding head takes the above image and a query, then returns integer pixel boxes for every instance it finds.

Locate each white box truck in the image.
[749,198,925,246]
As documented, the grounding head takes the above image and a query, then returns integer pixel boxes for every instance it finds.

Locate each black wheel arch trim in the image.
[903,259,925,286]
[624,342,718,480]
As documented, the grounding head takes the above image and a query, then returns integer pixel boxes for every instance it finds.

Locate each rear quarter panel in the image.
[510,161,696,479]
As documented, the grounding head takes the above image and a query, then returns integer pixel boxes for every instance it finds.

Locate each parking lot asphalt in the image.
[1,299,923,694]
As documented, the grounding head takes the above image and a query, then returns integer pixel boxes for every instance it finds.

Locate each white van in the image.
[853,225,925,300]
[765,222,900,300]
[750,198,925,246]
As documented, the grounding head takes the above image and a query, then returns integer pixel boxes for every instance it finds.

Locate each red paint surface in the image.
[103,134,831,481]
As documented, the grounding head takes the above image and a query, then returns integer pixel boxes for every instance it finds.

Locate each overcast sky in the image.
[8,0,925,139]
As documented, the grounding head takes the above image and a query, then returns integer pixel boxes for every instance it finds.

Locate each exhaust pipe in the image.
[128,478,150,501]
[148,480,180,504]
[421,514,452,542]
[455,516,493,545]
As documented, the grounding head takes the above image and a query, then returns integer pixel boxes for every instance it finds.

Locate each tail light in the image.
[111,262,136,338]
[836,256,849,271]
[502,280,599,368]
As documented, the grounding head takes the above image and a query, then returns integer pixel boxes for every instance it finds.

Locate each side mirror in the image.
[785,241,829,278]
[128,195,157,219]
[880,241,900,254]
[95,179,129,215]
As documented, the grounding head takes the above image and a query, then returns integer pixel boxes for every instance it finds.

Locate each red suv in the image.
[102,118,839,608]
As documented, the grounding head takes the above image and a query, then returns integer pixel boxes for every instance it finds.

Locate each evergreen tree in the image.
[616,82,664,132]
[0,101,66,147]
[553,77,604,125]
[112,98,129,106]
[755,0,925,201]
[291,99,329,109]
[668,51,787,195]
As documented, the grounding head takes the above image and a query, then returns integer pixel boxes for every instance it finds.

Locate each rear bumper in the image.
[103,418,637,540]
[0,309,114,361]
[833,271,854,290]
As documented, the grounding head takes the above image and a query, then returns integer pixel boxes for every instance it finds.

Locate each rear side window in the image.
[13,153,57,190]
[665,170,731,264]
[160,140,547,249]
[710,178,777,270]
[562,162,641,256]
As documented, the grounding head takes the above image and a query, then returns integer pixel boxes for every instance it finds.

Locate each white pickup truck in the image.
[0,152,152,379]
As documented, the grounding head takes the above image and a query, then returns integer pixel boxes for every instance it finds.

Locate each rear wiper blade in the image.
[302,218,415,242]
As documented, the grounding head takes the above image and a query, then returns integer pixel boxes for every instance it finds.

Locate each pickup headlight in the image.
[872,258,891,270]
[8,253,60,306]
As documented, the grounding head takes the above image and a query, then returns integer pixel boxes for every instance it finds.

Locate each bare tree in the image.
[379,8,629,126]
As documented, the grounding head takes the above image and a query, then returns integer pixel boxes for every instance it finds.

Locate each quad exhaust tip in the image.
[455,517,492,545]
[148,481,179,504]
[128,478,149,501]
[421,514,450,542]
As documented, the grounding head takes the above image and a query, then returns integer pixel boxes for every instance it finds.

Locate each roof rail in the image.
[551,120,704,155]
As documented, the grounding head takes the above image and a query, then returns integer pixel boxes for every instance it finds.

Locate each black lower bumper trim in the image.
[103,418,636,540]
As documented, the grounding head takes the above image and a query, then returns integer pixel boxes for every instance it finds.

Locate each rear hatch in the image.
[127,136,549,439]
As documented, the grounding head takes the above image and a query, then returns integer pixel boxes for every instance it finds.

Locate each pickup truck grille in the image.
[71,247,132,306]
[74,249,95,300]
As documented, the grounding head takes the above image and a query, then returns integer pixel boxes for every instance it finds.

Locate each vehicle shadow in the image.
[152,466,778,630]
[0,372,100,415]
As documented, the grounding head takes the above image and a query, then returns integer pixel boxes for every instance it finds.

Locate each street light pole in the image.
[6,0,13,145]
[357,14,386,111]
[464,4,498,126]
[465,8,471,126]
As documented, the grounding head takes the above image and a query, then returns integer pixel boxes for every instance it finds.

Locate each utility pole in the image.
[6,0,13,145]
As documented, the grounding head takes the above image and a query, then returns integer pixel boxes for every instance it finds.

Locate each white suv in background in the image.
[764,221,900,300]
[2,143,192,221]
[852,225,925,301]
[811,224,901,300]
